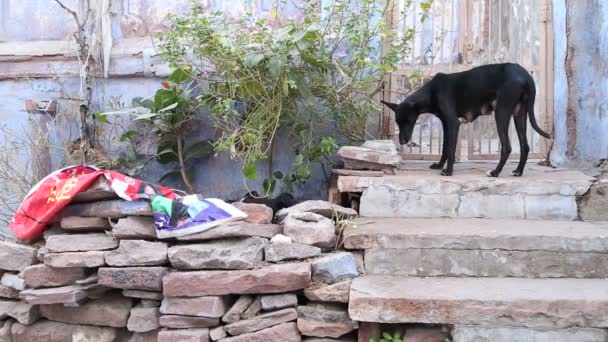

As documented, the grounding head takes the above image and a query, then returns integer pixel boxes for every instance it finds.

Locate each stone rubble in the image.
[0,191,361,342]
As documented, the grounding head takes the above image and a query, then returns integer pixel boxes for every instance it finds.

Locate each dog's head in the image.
[381,100,419,145]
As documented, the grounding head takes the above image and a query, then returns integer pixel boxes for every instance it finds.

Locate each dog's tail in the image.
[527,76,551,139]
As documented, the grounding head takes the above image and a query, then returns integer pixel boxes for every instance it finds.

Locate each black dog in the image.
[382,63,551,177]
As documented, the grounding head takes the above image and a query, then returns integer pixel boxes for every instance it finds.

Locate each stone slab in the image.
[1,273,25,291]
[337,146,401,166]
[343,218,608,253]
[349,276,608,328]
[168,237,266,270]
[40,295,132,327]
[265,243,321,262]
[365,248,608,278]
[45,234,118,252]
[260,294,297,310]
[123,289,163,300]
[224,308,298,336]
[20,284,98,305]
[112,216,157,239]
[71,177,118,203]
[60,216,112,231]
[276,200,357,222]
[44,251,106,268]
[61,200,152,218]
[311,253,358,284]
[21,264,88,289]
[160,296,231,318]
[452,326,608,342]
[98,267,168,291]
[210,326,227,341]
[219,322,301,342]
[128,306,160,333]
[0,284,19,298]
[222,295,254,324]
[158,328,209,342]
[0,242,37,271]
[163,262,311,297]
[159,315,219,328]
[232,202,273,224]
[105,240,168,266]
[283,212,336,248]
[11,320,119,342]
[304,280,351,303]
[333,169,385,177]
[297,303,356,338]
[176,222,282,241]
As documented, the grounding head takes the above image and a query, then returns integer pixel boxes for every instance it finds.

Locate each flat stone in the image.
[21,264,88,289]
[140,300,160,308]
[122,289,164,300]
[338,146,401,166]
[210,326,227,341]
[45,234,118,252]
[112,216,157,240]
[72,177,117,203]
[342,158,397,174]
[241,296,262,320]
[224,308,298,336]
[61,200,152,218]
[44,251,106,268]
[0,319,12,341]
[222,295,254,323]
[270,234,292,244]
[75,274,98,285]
[220,322,301,342]
[452,326,608,342]
[0,284,19,298]
[297,303,356,338]
[349,276,608,328]
[0,241,37,271]
[360,187,460,218]
[311,253,358,284]
[265,242,322,262]
[1,273,25,291]
[37,247,49,263]
[459,193,526,219]
[128,306,160,332]
[7,302,40,325]
[160,296,231,318]
[524,194,578,220]
[343,218,608,253]
[40,295,132,327]
[163,262,310,297]
[169,237,266,270]
[361,140,399,153]
[158,328,209,342]
[164,262,311,297]
[176,222,282,241]
[126,331,159,342]
[19,284,98,305]
[232,203,273,224]
[333,169,385,177]
[11,320,119,342]
[98,267,168,291]
[105,240,168,266]
[260,294,298,310]
[159,315,219,328]
[276,200,357,222]
[365,248,608,278]
[60,216,112,231]
[304,280,351,303]
[283,212,336,248]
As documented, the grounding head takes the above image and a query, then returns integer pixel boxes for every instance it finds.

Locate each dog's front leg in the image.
[430,119,448,170]
[441,118,460,176]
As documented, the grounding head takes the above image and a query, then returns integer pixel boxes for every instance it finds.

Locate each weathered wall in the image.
[552,0,608,163]
[0,0,331,208]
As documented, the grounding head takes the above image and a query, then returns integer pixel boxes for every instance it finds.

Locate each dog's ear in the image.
[381,100,399,112]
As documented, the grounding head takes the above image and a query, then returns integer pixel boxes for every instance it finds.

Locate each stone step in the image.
[344,218,608,278]
[349,276,608,328]
[337,162,594,220]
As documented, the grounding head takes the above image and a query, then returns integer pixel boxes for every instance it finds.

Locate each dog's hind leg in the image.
[512,102,530,176]
[488,87,519,177]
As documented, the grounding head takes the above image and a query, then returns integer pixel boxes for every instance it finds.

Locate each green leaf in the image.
[263,178,276,196]
[267,57,283,80]
[133,112,160,121]
[185,140,214,161]
[168,66,191,83]
[119,130,137,142]
[154,89,178,112]
[273,171,284,179]
[382,333,392,340]
[242,162,257,180]
[95,112,110,124]
[157,145,178,164]
[293,154,304,166]
[244,53,265,67]
[158,102,179,113]
[132,96,154,109]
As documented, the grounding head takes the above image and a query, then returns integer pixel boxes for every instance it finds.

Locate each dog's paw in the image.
[512,170,523,177]
[429,163,442,170]
[486,170,499,177]
[440,169,453,176]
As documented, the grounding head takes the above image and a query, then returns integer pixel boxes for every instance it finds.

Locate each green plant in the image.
[371,331,404,342]
[100,68,214,193]
[157,0,431,190]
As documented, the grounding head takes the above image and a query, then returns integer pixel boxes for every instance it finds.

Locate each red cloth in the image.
[9,165,175,240]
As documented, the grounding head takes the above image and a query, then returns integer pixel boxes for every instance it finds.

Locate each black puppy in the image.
[382,63,551,177]
[238,191,297,213]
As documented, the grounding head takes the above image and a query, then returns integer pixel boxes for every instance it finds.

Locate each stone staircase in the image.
[338,161,608,341]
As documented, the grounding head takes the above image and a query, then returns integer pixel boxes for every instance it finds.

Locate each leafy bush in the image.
[156,0,429,192]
